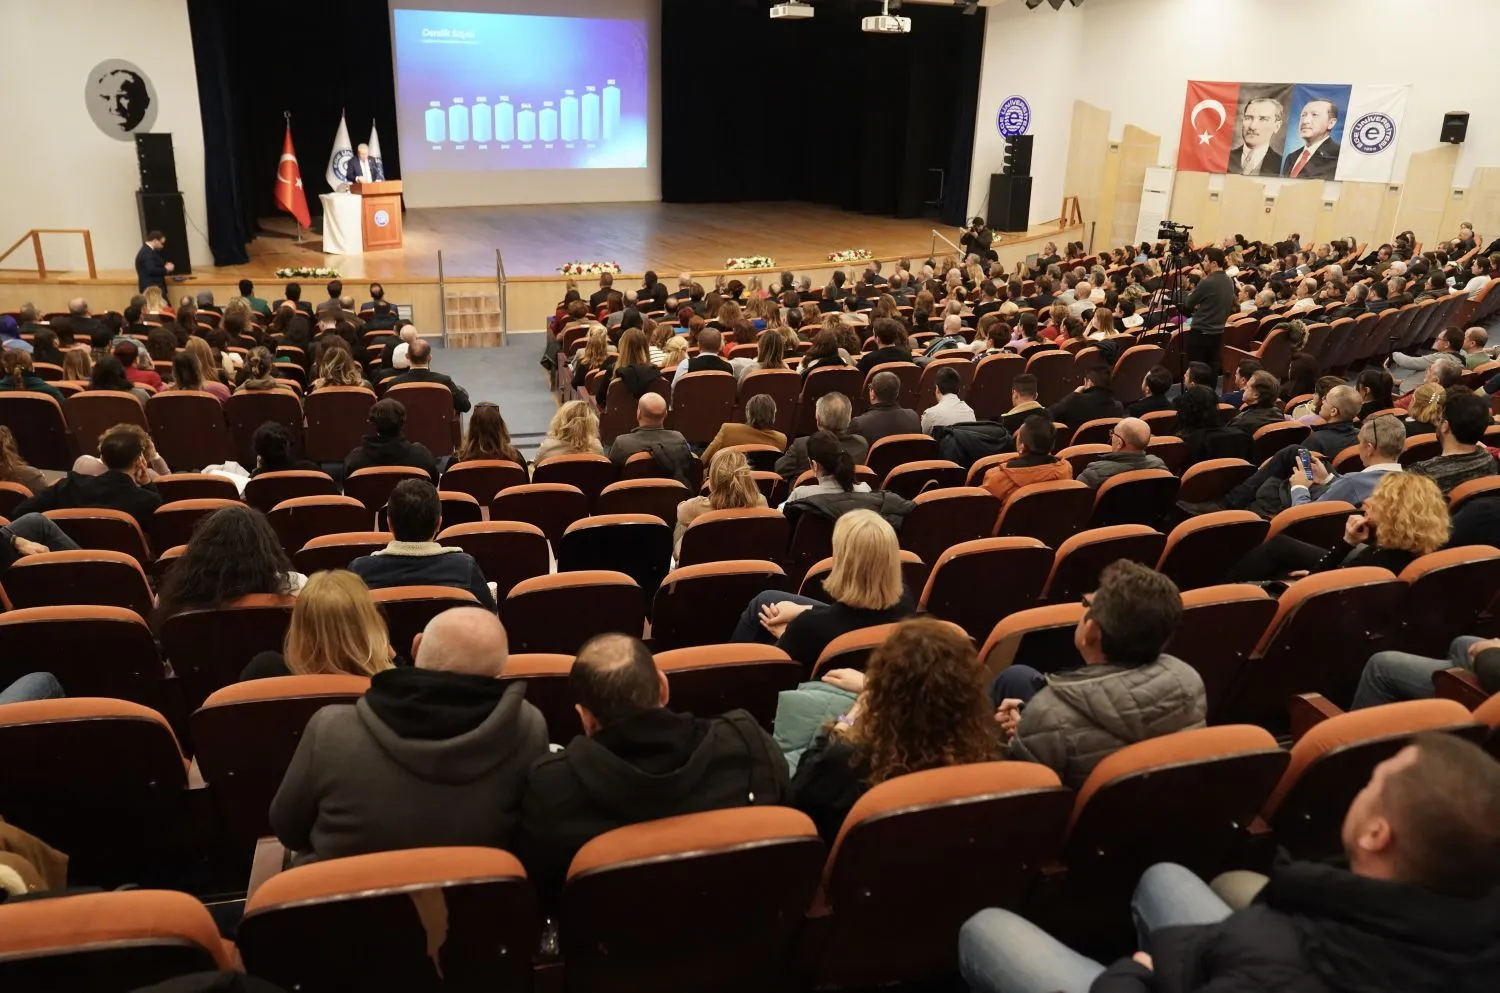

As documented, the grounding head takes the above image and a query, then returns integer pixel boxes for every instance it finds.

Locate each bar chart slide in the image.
[422,82,624,147]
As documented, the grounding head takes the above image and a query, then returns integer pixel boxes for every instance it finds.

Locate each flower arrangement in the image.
[558,261,622,276]
[274,266,340,279]
[827,248,873,263]
[725,256,776,270]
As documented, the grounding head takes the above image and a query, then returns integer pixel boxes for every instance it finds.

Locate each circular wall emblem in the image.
[1351,112,1396,154]
[373,209,390,228]
[85,60,158,140]
[332,149,354,183]
[998,95,1032,138]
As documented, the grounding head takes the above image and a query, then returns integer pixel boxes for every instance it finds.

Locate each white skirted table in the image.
[319,192,363,255]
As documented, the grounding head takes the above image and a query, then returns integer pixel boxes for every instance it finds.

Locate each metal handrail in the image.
[437,250,447,345]
[496,249,508,345]
[0,229,96,279]
[930,229,962,257]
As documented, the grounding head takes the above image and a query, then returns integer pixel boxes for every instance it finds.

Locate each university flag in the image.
[1176,80,1239,174]
[1335,85,1411,183]
[368,121,384,164]
[274,124,312,229]
[326,111,353,188]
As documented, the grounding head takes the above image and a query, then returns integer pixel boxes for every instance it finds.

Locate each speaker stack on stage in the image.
[988,134,1034,233]
[135,133,191,275]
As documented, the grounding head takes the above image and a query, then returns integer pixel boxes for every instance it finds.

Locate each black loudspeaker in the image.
[1003,134,1034,176]
[136,192,191,275]
[1441,112,1470,145]
[988,174,1033,233]
[135,133,179,194]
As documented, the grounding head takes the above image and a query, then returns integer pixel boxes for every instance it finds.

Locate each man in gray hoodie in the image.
[270,607,547,864]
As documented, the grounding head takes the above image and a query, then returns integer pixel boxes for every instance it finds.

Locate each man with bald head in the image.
[386,336,472,412]
[269,606,547,864]
[606,392,693,480]
[1076,416,1165,488]
[515,633,789,896]
[61,296,107,349]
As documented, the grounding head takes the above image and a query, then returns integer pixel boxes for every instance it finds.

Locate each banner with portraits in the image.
[1176,80,1409,183]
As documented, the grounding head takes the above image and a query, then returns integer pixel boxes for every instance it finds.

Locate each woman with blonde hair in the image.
[1404,384,1445,437]
[673,448,767,555]
[788,617,999,841]
[660,335,689,369]
[451,402,524,470]
[731,326,787,382]
[172,336,231,402]
[310,346,367,392]
[732,508,914,670]
[715,300,743,328]
[536,399,603,462]
[570,324,613,396]
[647,321,674,366]
[143,284,173,319]
[240,570,395,680]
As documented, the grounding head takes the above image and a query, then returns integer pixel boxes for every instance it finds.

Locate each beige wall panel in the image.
[1439,166,1500,247]
[1272,180,1325,248]
[1064,101,1112,236]
[1110,126,1161,250]
[1393,145,1459,246]
[1167,172,1218,241]
[1096,147,1122,253]
[1220,175,1273,245]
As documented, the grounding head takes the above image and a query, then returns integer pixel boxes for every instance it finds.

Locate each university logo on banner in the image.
[1336,85,1409,183]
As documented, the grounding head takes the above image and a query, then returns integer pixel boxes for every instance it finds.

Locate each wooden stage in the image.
[0,202,1083,341]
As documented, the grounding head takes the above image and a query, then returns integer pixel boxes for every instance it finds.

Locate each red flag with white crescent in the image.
[1176,80,1239,174]
[274,124,312,229]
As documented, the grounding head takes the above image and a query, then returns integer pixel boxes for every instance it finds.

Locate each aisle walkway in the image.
[429,332,555,460]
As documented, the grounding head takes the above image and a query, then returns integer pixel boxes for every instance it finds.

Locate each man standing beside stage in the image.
[1183,247,1234,376]
[135,230,172,293]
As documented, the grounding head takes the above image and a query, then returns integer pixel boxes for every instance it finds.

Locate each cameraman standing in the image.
[961,216,997,263]
[1183,246,1235,375]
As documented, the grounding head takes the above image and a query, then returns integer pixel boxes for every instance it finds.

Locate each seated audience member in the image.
[959,734,1500,993]
[671,326,734,392]
[1126,366,1174,417]
[732,509,915,671]
[1288,414,1405,507]
[242,570,397,680]
[14,426,161,529]
[387,323,421,373]
[1355,629,1500,710]
[982,415,1071,504]
[921,367,977,434]
[385,339,470,413]
[856,318,914,375]
[701,394,787,463]
[308,344,369,393]
[1226,472,1448,583]
[271,607,547,864]
[1227,370,1286,435]
[252,421,321,476]
[113,339,160,391]
[0,315,30,354]
[1175,385,1248,467]
[236,347,283,393]
[515,633,789,895]
[1169,360,1217,406]
[449,401,526,473]
[71,423,169,483]
[1390,326,1464,388]
[0,671,65,704]
[850,371,921,446]
[594,328,661,408]
[0,513,82,576]
[1356,367,1397,419]
[1402,383,1445,437]
[1219,358,1262,409]
[606,393,694,479]
[1406,387,1497,497]
[1000,374,1046,433]
[990,561,1205,790]
[30,328,66,369]
[84,354,150,404]
[675,449,767,555]
[1403,354,1463,412]
[152,506,305,632]
[343,398,439,483]
[0,425,45,493]
[1049,366,1125,430]
[0,350,65,405]
[728,325,789,384]
[799,328,850,377]
[536,399,603,462]
[775,392,869,483]
[349,479,496,612]
[1077,417,1166,489]
[786,429,879,506]
[791,618,999,843]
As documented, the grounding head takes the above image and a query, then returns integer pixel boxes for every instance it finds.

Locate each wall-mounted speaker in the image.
[135,133,179,194]
[988,174,1033,233]
[1441,112,1469,145]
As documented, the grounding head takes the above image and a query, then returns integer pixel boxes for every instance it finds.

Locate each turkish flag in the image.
[1176,80,1239,174]
[274,124,312,229]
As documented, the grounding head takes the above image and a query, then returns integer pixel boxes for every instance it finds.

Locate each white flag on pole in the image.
[1334,85,1410,183]
[368,121,383,164]
[326,111,353,188]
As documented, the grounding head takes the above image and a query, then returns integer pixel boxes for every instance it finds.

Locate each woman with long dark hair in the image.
[787,430,868,504]
[152,505,303,632]
[87,355,149,403]
[450,402,525,471]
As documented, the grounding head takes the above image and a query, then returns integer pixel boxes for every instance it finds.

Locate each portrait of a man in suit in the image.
[1228,96,1285,177]
[1284,98,1342,180]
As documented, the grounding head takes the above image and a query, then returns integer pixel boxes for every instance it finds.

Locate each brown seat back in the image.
[794,366,864,435]
[161,595,297,710]
[437,521,550,599]
[880,459,965,500]
[1265,500,1358,549]
[1156,511,1269,591]
[918,537,1052,642]
[598,478,692,524]
[225,390,303,466]
[384,382,457,456]
[654,644,802,728]
[303,386,377,462]
[651,560,788,651]
[146,391,230,470]
[502,571,645,654]
[344,465,431,514]
[439,459,529,504]
[0,605,165,707]
[149,498,239,553]
[268,495,372,559]
[865,433,937,484]
[678,506,790,568]
[665,371,737,444]
[1088,468,1180,529]
[1390,546,1500,656]
[898,486,1002,574]
[1,549,154,617]
[968,353,1025,419]
[291,531,390,574]
[994,480,1093,549]
[243,470,339,515]
[369,585,480,661]
[1042,525,1166,603]
[736,369,802,436]
[64,391,148,458]
[1177,458,1255,503]
[1167,585,1280,723]
[532,453,618,510]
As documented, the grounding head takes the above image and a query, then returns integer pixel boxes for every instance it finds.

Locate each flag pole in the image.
[285,111,302,244]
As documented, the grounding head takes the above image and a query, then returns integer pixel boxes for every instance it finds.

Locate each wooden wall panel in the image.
[1272,180,1326,249]
[1095,146,1121,254]
[1439,166,1500,248]
[1220,175,1273,245]
[1394,145,1460,246]
[1064,101,1112,237]
[1167,172,1218,241]
[1110,126,1161,250]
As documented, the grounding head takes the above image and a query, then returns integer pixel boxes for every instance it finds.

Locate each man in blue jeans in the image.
[0,513,80,570]
[1352,634,1500,708]
[958,733,1500,992]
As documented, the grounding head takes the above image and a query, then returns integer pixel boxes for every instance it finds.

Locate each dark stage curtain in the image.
[661,0,985,225]
[190,0,401,237]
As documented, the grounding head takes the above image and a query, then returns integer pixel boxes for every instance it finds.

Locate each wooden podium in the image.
[350,181,403,252]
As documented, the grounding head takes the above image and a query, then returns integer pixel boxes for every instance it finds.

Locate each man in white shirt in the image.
[1067,282,1094,318]
[390,324,419,370]
[921,367,976,435]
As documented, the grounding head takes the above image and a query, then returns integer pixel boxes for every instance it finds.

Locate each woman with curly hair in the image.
[536,399,602,462]
[152,505,305,633]
[789,617,999,841]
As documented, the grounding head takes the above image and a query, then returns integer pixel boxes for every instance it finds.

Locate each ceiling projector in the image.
[862,13,911,33]
[769,2,815,19]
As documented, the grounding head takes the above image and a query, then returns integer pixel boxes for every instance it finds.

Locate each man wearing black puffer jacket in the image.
[959,732,1500,993]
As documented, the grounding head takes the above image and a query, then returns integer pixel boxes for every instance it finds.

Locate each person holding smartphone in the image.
[1287,415,1406,507]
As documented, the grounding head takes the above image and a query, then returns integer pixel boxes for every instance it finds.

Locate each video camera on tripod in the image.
[1158,220,1193,247]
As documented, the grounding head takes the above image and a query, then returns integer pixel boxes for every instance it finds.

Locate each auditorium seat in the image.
[239,848,536,993]
[597,478,692,524]
[1146,435,1189,474]
[292,531,391,574]
[978,602,1085,677]
[1388,546,1500,656]
[918,537,1053,642]
[1025,351,1072,405]
[385,382,458,456]
[0,480,29,519]
[151,473,241,503]
[1330,444,1363,476]
[344,465,431,515]
[811,623,928,679]
[490,482,590,552]
[1262,697,1480,861]
[666,370,737,444]
[243,469,339,515]
[149,497,239,552]
[0,392,73,469]
[1265,500,1358,550]
[0,605,166,708]
[1068,417,1121,448]
[64,391,148,458]
[807,763,1072,990]
[161,594,297,711]
[1087,468,1179,529]
[654,644,801,729]
[898,486,1001,569]
[1165,585,1280,724]
[1,549,153,617]
[502,571,645,654]
[533,453,617,510]
[966,452,1015,487]
[865,434,938,486]
[716,443,783,474]
[794,366,863,435]
[558,514,673,599]
[860,361,921,412]
[1155,511,1269,590]
[226,390,303,467]
[437,490,483,526]
[969,353,1025,420]
[1110,345,1165,403]
[268,495,371,560]
[41,507,151,563]
[916,357,975,412]
[303,385,377,463]
[1176,458,1255,504]
[678,506,790,568]
[496,653,576,742]
[651,560,788,650]
[1398,434,1442,467]
[0,698,192,886]
[370,585,480,661]
[736,368,801,436]
[1041,525,1166,603]
[620,450,672,480]
[1250,421,1310,464]
[0,890,233,991]
[993,480,1093,550]
[1142,408,1178,436]
[601,377,667,444]
[1058,443,1112,478]
[437,521,550,597]
[439,458,529,505]
[559,808,823,993]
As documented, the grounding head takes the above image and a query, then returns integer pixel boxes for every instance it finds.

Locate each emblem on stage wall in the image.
[85,60,157,139]
[998,95,1031,138]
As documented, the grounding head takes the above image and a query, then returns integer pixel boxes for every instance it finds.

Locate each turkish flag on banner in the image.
[1176,80,1239,174]
[274,124,312,229]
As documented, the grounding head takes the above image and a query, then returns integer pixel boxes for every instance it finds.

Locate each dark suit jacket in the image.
[1227,145,1284,177]
[849,404,922,447]
[386,367,471,412]
[14,471,162,531]
[1283,138,1340,180]
[1048,387,1125,430]
[607,427,693,475]
[135,244,168,292]
[344,156,384,183]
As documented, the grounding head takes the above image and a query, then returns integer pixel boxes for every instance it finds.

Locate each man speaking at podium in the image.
[345,144,384,185]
